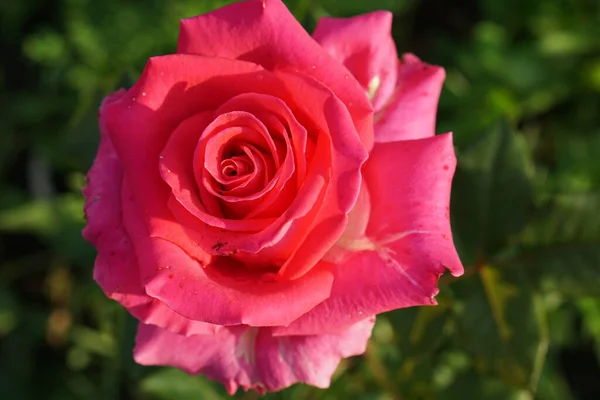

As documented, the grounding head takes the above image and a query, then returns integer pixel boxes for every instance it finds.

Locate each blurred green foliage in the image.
[1,0,600,399]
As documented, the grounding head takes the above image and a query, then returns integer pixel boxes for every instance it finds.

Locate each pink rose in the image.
[313,11,447,141]
[83,0,462,394]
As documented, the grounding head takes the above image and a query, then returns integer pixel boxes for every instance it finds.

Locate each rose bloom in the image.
[83,0,463,394]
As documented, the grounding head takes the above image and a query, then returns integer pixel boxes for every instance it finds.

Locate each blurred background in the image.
[1,0,599,399]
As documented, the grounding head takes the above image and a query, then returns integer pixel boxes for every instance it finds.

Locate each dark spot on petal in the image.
[168,273,174,279]
[212,242,228,251]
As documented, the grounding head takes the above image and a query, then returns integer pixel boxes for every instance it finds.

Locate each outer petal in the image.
[273,134,463,336]
[105,53,365,282]
[177,0,373,150]
[91,65,337,328]
[83,91,218,336]
[134,317,375,394]
[121,177,335,327]
[364,133,461,248]
[103,54,293,266]
[313,11,398,112]
[102,56,303,251]
[375,54,446,142]
[274,70,367,279]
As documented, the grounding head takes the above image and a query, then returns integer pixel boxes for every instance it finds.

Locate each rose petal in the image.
[101,55,340,326]
[216,145,270,196]
[164,122,327,262]
[322,182,371,264]
[313,11,398,112]
[160,111,275,232]
[167,162,327,263]
[201,115,278,185]
[177,0,373,150]
[104,53,364,293]
[213,93,308,218]
[103,55,289,252]
[198,115,284,219]
[375,54,446,142]
[106,54,364,277]
[225,145,271,195]
[134,317,375,394]
[221,156,253,182]
[121,177,335,327]
[83,91,218,336]
[273,133,463,336]
[273,70,368,279]
[365,133,461,250]
[196,107,293,219]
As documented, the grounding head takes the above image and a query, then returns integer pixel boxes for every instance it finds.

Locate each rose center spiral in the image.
[220,155,253,179]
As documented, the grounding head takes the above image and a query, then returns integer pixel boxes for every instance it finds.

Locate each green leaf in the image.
[438,370,532,400]
[535,353,575,400]
[452,266,548,392]
[387,301,451,359]
[0,286,18,336]
[0,194,94,265]
[140,368,225,400]
[0,194,82,234]
[519,192,600,245]
[554,133,600,192]
[451,121,534,263]
[578,298,600,340]
[506,244,600,298]
[315,0,412,16]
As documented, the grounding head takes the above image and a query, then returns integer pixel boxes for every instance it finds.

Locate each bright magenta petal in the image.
[134,317,375,394]
[274,134,463,336]
[313,11,398,112]
[274,70,368,279]
[104,55,361,279]
[103,54,290,259]
[364,133,461,249]
[375,54,446,142]
[99,56,339,327]
[83,91,218,336]
[120,179,335,327]
[177,0,373,150]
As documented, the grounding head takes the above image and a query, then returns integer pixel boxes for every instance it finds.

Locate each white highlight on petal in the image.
[337,229,435,252]
[236,327,259,365]
[377,248,419,287]
[323,229,437,264]
[327,231,432,288]
[367,76,381,101]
